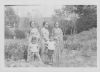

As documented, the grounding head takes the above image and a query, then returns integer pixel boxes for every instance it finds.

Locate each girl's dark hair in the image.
[54,22,59,26]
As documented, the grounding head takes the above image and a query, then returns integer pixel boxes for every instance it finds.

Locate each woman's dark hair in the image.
[30,21,35,27]
[43,21,46,26]
[30,21,33,27]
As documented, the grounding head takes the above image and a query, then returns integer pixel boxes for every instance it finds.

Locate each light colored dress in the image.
[41,27,49,41]
[28,28,40,61]
[40,27,50,62]
[29,28,40,51]
[29,43,39,53]
[30,28,40,39]
[47,40,56,50]
[41,27,49,53]
[52,28,64,66]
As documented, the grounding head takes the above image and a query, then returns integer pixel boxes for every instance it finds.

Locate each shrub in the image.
[64,28,97,57]
[5,42,28,61]
[5,26,13,39]
[15,29,26,39]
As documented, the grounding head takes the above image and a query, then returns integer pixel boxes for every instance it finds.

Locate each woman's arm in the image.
[59,28,63,39]
[28,35,32,43]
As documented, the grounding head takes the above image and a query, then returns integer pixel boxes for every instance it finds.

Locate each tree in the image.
[5,26,13,39]
[5,6,19,27]
[5,6,20,39]
[52,5,79,35]
[52,5,97,35]
[75,5,97,33]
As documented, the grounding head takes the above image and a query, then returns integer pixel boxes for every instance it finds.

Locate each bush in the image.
[15,29,26,39]
[5,42,28,61]
[5,26,13,39]
[5,27,26,39]
[64,28,97,57]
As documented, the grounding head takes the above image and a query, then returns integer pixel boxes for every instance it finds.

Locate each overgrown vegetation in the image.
[4,5,97,67]
[5,28,97,67]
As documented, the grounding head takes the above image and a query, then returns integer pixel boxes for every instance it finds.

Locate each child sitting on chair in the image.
[47,37,56,64]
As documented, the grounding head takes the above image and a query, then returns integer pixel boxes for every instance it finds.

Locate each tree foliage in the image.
[75,5,97,33]
[18,17,30,32]
[52,5,97,35]
[5,6,19,28]
[5,6,26,39]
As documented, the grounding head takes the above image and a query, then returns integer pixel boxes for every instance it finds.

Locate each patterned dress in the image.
[41,27,50,62]
[27,28,40,62]
[52,28,64,66]
[41,27,49,53]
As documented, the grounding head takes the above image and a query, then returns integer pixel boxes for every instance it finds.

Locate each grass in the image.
[5,28,97,67]
[62,28,97,67]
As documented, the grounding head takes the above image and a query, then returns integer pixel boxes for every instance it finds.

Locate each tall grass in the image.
[5,39,28,61]
[5,28,97,67]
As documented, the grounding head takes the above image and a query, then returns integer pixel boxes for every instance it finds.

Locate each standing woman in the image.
[40,21,50,63]
[52,22,64,66]
[27,21,42,62]
[41,21,49,54]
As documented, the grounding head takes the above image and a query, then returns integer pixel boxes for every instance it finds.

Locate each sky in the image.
[12,5,63,18]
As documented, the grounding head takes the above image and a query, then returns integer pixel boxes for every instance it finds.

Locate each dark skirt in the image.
[47,49,54,56]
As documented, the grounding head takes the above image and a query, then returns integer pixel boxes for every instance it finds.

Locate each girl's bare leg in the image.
[32,53,35,62]
[51,56,53,64]
[27,50,31,62]
[36,52,43,63]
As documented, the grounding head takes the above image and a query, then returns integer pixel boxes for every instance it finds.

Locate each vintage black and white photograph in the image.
[4,5,97,67]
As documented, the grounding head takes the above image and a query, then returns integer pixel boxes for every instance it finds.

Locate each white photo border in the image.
[0,0,99,72]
